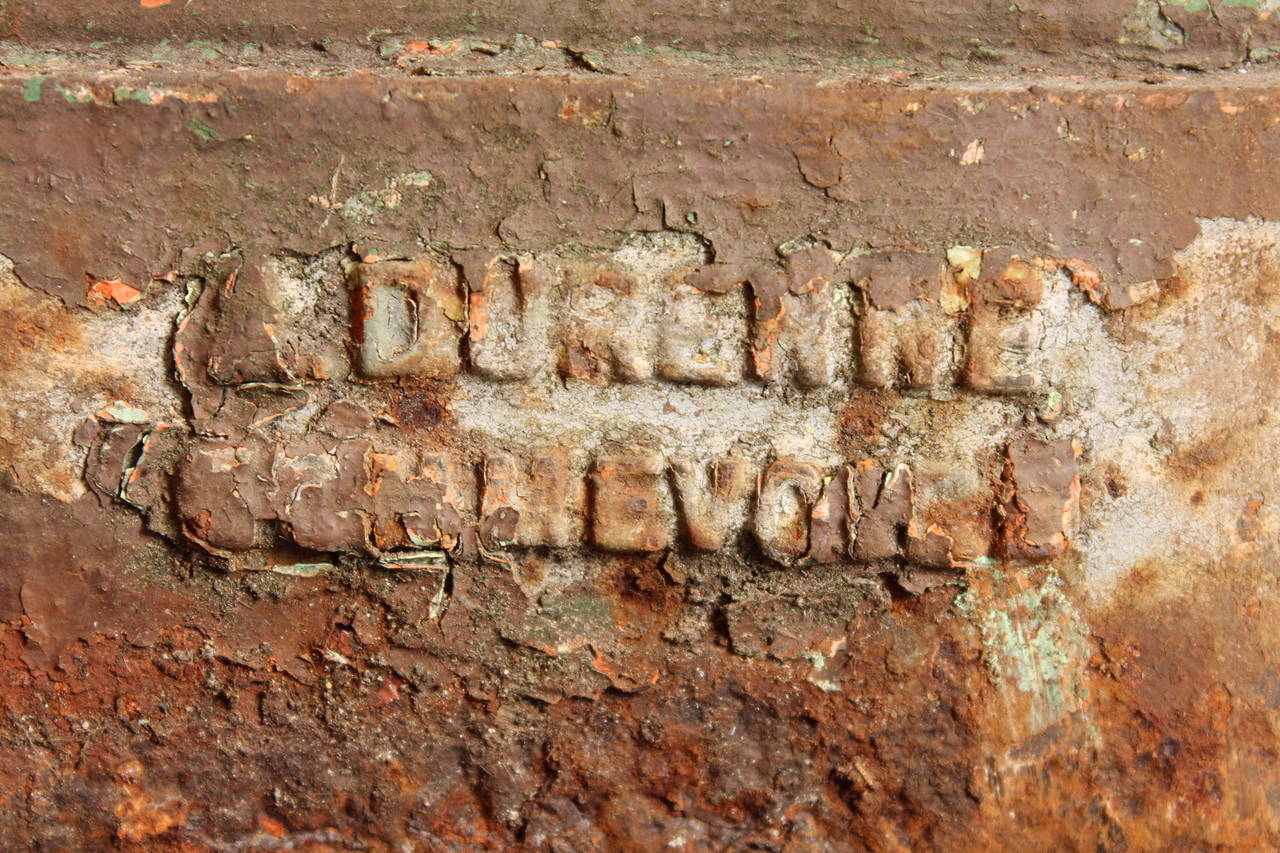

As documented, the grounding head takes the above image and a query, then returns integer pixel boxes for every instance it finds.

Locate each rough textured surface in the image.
[10,68,1280,306]
[5,6,1280,852]
[6,0,1280,70]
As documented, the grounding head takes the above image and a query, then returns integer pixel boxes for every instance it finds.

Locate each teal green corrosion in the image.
[954,567,1094,736]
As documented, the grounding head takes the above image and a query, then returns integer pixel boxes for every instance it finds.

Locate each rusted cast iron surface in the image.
[6,71,1280,304]
[4,0,1280,70]
[4,17,1280,852]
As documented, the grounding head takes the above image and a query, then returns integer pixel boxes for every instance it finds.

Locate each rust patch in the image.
[386,378,453,435]
[1167,427,1235,484]
[4,34,1280,851]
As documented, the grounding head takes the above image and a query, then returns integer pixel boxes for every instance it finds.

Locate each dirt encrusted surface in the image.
[4,7,1280,852]
[5,67,1280,304]
[5,0,1280,72]
[5,490,1279,852]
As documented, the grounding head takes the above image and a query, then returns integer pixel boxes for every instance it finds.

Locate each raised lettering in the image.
[670,457,750,551]
[851,461,913,560]
[657,269,748,385]
[462,253,552,381]
[353,257,464,379]
[754,459,823,564]
[965,253,1045,393]
[592,455,669,552]
[481,452,577,549]
[751,249,838,389]
[561,262,655,383]
[855,253,958,390]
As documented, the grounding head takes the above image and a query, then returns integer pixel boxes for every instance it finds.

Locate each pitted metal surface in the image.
[3,9,1280,851]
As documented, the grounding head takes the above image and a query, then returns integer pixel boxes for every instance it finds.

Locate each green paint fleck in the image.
[338,189,386,222]
[23,77,44,102]
[97,401,151,424]
[1,47,59,66]
[428,575,449,621]
[1040,388,1064,420]
[114,86,154,105]
[185,118,220,143]
[398,170,433,188]
[186,40,221,61]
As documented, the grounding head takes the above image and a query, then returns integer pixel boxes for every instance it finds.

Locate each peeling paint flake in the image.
[959,138,985,166]
[86,277,143,308]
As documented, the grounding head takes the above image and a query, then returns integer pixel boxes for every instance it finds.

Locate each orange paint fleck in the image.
[373,678,402,707]
[86,278,143,308]
[257,814,287,838]
[469,291,489,342]
[140,0,172,7]
[591,650,614,677]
